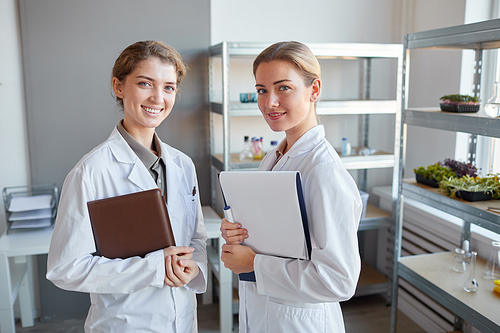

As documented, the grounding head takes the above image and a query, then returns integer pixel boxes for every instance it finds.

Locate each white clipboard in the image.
[219,171,311,260]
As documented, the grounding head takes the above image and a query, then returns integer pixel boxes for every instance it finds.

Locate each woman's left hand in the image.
[164,255,200,288]
[221,244,256,274]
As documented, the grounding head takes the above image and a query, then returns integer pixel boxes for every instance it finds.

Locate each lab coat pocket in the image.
[182,194,196,235]
[267,298,326,333]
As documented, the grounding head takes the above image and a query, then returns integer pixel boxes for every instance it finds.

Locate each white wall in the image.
[0,0,31,235]
[211,0,402,45]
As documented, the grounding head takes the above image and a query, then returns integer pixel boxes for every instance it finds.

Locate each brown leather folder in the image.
[87,188,175,259]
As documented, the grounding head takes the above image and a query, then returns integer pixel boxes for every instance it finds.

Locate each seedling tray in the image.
[456,190,492,202]
[415,174,439,188]
[440,103,480,113]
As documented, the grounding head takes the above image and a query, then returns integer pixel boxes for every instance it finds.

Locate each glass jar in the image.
[452,248,466,273]
[483,241,500,280]
[485,81,500,118]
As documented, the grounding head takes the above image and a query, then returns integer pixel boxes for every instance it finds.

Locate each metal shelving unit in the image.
[208,41,403,332]
[391,18,500,333]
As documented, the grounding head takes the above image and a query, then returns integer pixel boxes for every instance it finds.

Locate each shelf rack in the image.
[209,41,403,332]
[391,18,500,333]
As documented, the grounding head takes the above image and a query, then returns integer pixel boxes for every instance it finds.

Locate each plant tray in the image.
[440,103,480,113]
[415,174,439,188]
[456,190,493,202]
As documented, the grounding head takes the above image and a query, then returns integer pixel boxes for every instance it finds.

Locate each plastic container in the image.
[415,173,439,188]
[359,190,369,219]
[439,103,480,113]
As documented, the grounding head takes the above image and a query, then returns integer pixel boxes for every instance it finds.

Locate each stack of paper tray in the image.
[2,184,58,233]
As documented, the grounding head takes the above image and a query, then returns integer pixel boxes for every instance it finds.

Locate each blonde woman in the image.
[221,41,362,333]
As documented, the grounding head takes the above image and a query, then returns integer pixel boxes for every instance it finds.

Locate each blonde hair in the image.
[112,40,187,108]
[253,41,321,87]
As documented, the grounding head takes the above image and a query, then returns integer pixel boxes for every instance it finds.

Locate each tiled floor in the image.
[12,294,424,333]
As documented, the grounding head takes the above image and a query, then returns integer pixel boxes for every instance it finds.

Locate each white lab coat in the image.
[239,125,362,333]
[47,127,207,333]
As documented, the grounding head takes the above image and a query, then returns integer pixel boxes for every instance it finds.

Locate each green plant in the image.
[439,174,500,199]
[440,94,481,105]
[414,163,456,182]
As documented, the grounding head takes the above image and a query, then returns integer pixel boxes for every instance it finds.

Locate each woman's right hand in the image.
[220,218,248,245]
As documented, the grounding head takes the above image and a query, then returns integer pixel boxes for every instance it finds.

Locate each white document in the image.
[219,171,310,260]
[8,194,54,212]
[9,208,53,221]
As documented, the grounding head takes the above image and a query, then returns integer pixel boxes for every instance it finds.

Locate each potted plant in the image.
[440,94,481,113]
[414,163,456,188]
[438,174,500,201]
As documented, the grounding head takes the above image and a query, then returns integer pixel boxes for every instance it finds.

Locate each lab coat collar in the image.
[106,128,184,202]
[273,125,325,170]
[106,128,156,191]
[285,125,325,157]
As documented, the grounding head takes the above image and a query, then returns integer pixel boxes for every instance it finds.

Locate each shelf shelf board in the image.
[406,18,500,50]
[402,179,500,234]
[209,42,403,59]
[398,252,500,333]
[212,151,394,172]
[404,108,500,138]
[211,100,398,117]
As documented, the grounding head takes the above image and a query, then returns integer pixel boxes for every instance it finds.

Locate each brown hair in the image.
[253,41,321,87]
[112,40,187,108]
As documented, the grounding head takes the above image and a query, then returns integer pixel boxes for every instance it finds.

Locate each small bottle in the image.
[270,140,278,150]
[239,136,254,162]
[341,138,349,156]
[252,137,263,159]
[266,140,278,156]
[485,81,500,118]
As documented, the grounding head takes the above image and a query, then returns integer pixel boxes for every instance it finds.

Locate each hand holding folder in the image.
[87,189,175,259]
[219,171,311,260]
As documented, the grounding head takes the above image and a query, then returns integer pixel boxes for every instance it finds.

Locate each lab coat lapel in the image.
[107,128,157,191]
[162,143,183,209]
[128,161,156,191]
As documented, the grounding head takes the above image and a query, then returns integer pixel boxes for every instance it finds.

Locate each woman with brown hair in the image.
[220,41,362,332]
[47,41,207,332]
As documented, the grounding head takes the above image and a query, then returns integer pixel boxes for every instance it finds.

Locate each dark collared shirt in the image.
[117,121,167,200]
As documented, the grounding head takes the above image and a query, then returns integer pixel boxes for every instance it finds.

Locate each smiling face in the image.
[255,60,320,145]
[112,57,177,140]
